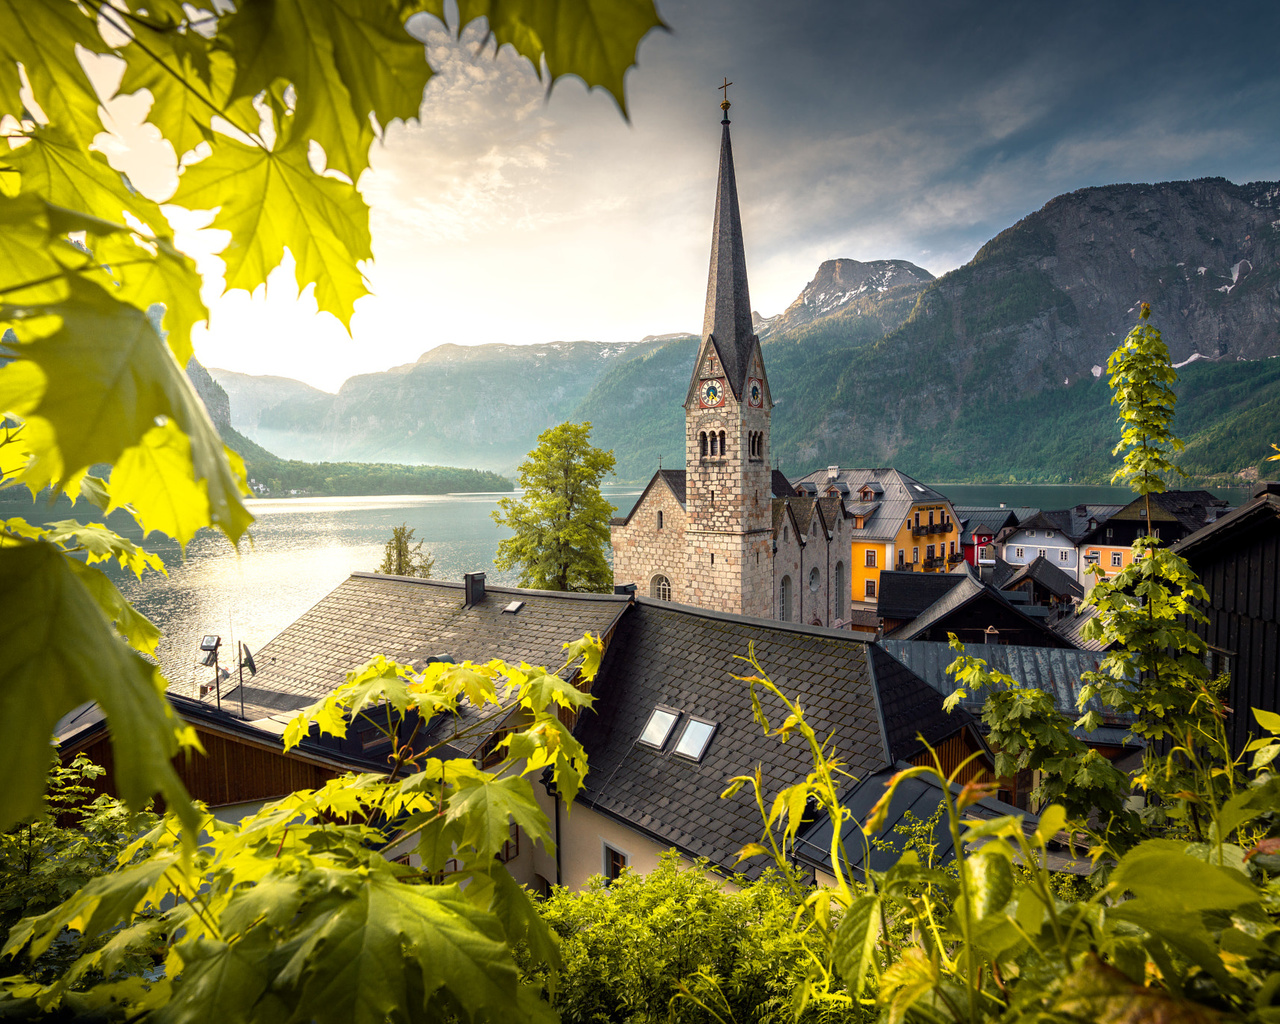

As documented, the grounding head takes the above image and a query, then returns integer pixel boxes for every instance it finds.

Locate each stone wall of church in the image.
[610,482,689,602]
[772,508,852,627]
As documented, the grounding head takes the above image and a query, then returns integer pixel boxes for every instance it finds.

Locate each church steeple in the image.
[700,95,755,400]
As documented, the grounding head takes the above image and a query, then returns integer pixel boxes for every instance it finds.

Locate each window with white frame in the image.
[865,549,876,567]
[1015,547,1024,558]
[1111,552,1123,567]
[1059,550,1069,562]
[865,579,876,599]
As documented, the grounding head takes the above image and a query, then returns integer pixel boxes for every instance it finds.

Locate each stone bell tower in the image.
[683,89,774,617]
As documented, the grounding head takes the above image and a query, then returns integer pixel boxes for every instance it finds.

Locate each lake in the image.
[1,480,1249,690]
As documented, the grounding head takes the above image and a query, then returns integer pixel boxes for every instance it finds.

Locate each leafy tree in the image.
[0,755,157,983]
[492,422,616,592]
[2,637,605,1020]
[523,852,851,1024]
[377,522,435,577]
[0,0,659,835]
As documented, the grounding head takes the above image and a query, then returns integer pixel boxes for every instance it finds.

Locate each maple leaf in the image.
[0,277,251,544]
[174,120,372,329]
[0,0,109,147]
[0,542,196,833]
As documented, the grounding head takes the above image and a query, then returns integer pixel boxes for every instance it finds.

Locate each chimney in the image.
[463,571,486,607]
[827,465,839,480]
[1253,481,1280,499]
[614,582,637,596]
[1074,504,1087,516]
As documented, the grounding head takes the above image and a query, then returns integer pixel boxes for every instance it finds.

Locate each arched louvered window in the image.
[657,510,664,530]
[835,562,845,620]
[719,430,727,456]
[699,432,707,458]
[780,576,793,621]
[651,574,671,601]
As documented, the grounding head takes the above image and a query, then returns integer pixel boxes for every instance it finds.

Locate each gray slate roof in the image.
[573,598,972,878]
[876,570,964,621]
[1003,556,1085,601]
[788,467,951,542]
[218,574,631,734]
[956,507,1018,538]
[1051,604,1107,651]
[885,575,1070,647]
[795,764,1032,878]
[879,639,1136,729]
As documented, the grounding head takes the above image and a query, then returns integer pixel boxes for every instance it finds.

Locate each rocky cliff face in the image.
[778,176,1280,478]
[228,339,665,471]
[210,176,1280,484]
[185,359,231,431]
[755,258,934,338]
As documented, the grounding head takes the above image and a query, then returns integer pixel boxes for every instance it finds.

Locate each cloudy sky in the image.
[133,0,1280,391]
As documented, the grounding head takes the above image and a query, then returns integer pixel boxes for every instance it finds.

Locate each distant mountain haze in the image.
[209,177,1280,484]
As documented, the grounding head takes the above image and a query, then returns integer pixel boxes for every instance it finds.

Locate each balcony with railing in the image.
[923,556,945,569]
[912,521,955,537]
[947,551,965,564]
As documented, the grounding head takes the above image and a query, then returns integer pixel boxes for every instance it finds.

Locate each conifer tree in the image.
[377,523,435,578]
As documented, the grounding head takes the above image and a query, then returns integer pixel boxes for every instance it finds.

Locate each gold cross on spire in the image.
[719,77,733,112]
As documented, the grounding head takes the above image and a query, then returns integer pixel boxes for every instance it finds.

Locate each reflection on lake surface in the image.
[1,480,1247,693]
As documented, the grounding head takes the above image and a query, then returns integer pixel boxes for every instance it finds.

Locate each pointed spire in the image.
[701,95,755,399]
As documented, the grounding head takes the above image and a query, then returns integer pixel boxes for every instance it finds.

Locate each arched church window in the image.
[651,574,671,601]
[657,510,664,530]
[719,430,726,456]
[709,432,718,457]
[835,562,845,620]
[809,567,820,592]
[699,432,707,458]
[780,576,793,621]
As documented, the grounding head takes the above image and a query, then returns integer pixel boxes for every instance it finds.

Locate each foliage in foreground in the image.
[524,852,857,1024]
[0,0,659,841]
[0,636,602,1021]
[493,421,618,593]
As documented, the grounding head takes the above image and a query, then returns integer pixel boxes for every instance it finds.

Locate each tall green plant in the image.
[1077,306,1231,841]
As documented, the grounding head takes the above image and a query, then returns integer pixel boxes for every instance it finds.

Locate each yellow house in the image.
[792,467,960,609]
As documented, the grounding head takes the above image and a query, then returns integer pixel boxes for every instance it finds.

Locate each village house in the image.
[1001,504,1124,582]
[1078,492,1231,587]
[955,506,1019,569]
[790,467,963,609]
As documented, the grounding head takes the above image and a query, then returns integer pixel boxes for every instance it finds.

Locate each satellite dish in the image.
[240,643,257,676]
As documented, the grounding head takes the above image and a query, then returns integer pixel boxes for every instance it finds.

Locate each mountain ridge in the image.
[211,175,1280,484]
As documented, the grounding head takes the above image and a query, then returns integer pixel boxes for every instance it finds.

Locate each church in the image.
[609,97,854,629]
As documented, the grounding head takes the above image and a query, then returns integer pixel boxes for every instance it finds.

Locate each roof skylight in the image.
[673,718,717,761]
[502,600,525,614]
[639,707,679,749]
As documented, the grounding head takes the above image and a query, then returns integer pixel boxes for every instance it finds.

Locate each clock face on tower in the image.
[699,378,726,408]
[747,378,763,408]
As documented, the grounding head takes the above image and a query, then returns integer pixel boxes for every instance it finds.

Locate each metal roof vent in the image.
[502,600,524,614]
[464,571,486,607]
